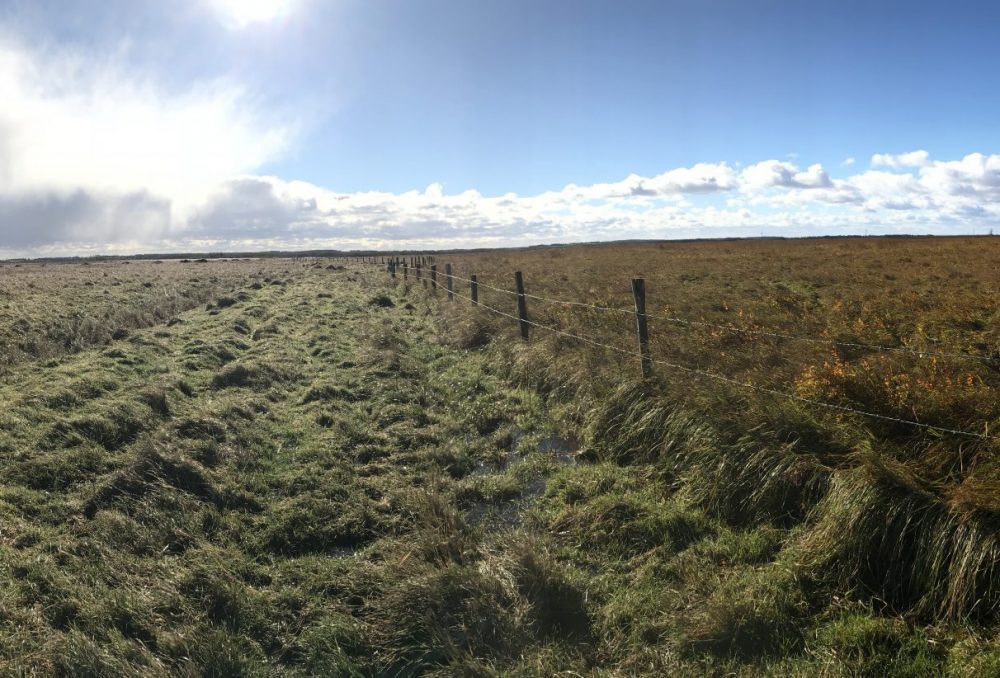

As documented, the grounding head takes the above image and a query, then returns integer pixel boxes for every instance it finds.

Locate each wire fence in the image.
[343,255,998,443]
[432,268,993,364]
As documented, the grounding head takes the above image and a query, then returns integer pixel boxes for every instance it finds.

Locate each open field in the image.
[1,237,999,675]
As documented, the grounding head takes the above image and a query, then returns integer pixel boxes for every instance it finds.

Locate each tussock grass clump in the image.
[175,417,227,442]
[84,440,219,517]
[47,401,154,451]
[399,490,479,566]
[586,382,830,526]
[5,446,109,491]
[301,382,362,404]
[251,322,280,340]
[209,362,289,390]
[680,564,809,658]
[369,561,524,674]
[797,465,1000,621]
[545,483,714,559]
[368,293,395,308]
[440,313,494,349]
[182,339,242,369]
[261,494,387,556]
[809,609,945,675]
[586,381,718,466]
[685,432,830,528]
[137,387,171,417]
[508,544,590,639]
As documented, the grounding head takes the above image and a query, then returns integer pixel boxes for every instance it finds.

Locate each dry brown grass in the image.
[431,235,998,455]
[406,236,1000,621]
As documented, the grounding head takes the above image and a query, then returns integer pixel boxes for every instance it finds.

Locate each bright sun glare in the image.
[214,0,292,28]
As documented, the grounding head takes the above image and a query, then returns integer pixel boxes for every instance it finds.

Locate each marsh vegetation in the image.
[0,237,998,675]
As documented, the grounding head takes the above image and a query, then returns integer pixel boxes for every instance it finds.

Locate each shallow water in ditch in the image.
[466,431,581,530]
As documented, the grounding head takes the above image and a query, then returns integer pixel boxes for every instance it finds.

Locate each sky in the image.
[0,0,999,257]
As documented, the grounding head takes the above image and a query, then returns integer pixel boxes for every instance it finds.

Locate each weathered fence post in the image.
[445,263,454,301]
[632,278,652,379]
[431,265,438,293]
[514,271,529,340]
[390,260,396,278]
[416,262,422,284]
[471,275,478,305]
[403,262,408,281]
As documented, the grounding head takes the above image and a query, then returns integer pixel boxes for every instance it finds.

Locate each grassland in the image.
[0,237,998,676]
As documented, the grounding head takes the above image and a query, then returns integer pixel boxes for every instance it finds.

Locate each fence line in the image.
[428,267,993,365]
[457,298,998,442]
[362,256,999,443]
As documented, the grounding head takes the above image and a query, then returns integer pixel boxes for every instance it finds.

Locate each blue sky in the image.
[1,0,998,255]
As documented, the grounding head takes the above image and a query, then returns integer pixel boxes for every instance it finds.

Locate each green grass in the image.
[0,239,998,675]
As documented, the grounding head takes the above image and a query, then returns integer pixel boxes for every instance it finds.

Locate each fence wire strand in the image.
[360,258,997,440]
[429,268,994,365]
[458,297,997,441]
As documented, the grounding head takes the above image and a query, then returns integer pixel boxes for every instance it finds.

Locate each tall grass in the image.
[429,237,1000,629]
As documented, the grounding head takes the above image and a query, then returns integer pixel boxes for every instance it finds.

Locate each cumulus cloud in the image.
[741,160,832,190]
[556,162,738,201]
[871,150,931,168]
[0,40,997,257]
[919,152,1000,200]
[165,152,998,254]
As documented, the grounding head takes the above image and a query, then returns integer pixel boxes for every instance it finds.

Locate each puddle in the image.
[538,433,580,466]
[465,500,523,531]
[472,446,519,476]
[466,430,583,531]
[471,432,580,476]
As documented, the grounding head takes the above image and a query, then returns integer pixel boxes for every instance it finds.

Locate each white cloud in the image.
[0,39,293,219]
[741,160,832,190]
[871,150,930,168]
[842,157,856,166]
[918,152,1000,201]
[0,42,998,257]
[645,163,740,194]
[212,0,295,29]
[554,163,738,201]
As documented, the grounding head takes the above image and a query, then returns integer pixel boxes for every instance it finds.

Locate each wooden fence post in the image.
[416,262,422,283]
[514,271,529,340]
[445,263,454,300]
[632,278,652,378]
[403,262,408,281]
[390,260,396,278]
[431,265,438,293]
[471,275,478,305]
